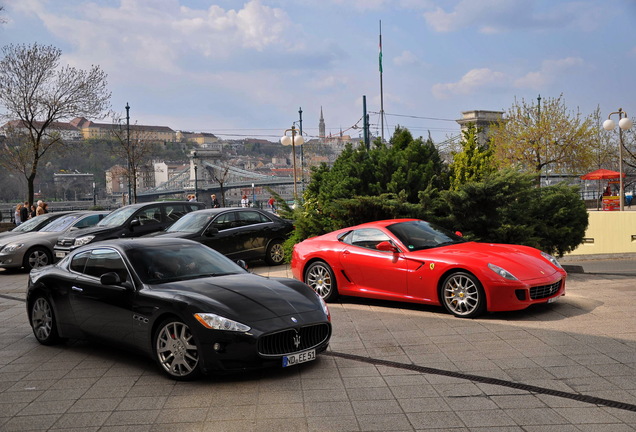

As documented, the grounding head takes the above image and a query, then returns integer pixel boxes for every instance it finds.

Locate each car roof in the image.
[74,237,201,253]
[122,201,204,208]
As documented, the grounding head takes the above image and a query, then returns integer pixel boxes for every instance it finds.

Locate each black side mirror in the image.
[130,219,140,228]
[100,271,121,285]
[205,227,219,236]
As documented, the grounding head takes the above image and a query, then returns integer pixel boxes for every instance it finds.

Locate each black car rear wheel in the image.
[154,319,202,380]
[305,261,338,302]
[265,240,285,266]
[30,296,62,345]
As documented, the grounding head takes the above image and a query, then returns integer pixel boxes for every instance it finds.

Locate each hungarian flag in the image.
[379,35,383,73]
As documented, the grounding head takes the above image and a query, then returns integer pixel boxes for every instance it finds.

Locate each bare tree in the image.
[0,43,111,205]
[205,164,231,207]
[109,118,158,203]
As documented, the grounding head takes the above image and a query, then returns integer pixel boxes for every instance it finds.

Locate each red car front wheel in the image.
[305,261,338,302]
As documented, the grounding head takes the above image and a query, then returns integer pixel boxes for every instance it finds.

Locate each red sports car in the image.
[291,219,566,318]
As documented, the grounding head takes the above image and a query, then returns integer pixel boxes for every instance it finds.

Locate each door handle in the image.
[71,286,83,292]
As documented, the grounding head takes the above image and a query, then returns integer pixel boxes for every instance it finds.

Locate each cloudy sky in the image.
[2,0,635,144]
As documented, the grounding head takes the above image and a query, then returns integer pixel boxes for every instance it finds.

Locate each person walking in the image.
[240,194,249,208]
[210,194,220,208]
[268,196,276,213]
[30,204,37,219]
[36,201,45,216]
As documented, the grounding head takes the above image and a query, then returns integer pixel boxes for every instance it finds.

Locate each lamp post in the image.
[602,108,633,211]
[280,125,304,202]
[192,151,199,201]
[125,103,131,204]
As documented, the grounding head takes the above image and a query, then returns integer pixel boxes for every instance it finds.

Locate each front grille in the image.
[57,239,73,247]
[258,323,330,356]
[530,280,562,300]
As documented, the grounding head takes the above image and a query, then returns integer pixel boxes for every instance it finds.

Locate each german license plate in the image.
[55,252,66,259]
[547,296,559,303]
[282,349,316,367]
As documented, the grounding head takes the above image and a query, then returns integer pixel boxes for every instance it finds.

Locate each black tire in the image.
[23,246,52,270]
[440,271,486,318]
[304,261,338,302]
[154,319,202,381]
[30,296,62,345]
[264,239,285,266]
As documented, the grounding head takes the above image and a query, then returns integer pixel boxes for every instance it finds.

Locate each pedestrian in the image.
[30,204,37,219]
[21,201,30,221]
[188,194,196,202]
[42,202,49,213]
[210,194,220,208]
[36,201,45,216]
[14,203,22,225]
[240,194,249,208]
[268,196,276,213]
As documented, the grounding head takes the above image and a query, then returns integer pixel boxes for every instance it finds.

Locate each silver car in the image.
[0,211,109,271]
[0,212,74,240]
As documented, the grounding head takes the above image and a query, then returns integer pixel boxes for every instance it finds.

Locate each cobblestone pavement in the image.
[0,261,634,432]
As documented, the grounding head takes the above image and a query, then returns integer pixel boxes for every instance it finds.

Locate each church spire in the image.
[319,106,325,140]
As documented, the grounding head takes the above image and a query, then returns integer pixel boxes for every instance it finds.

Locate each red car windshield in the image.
[387,220,466,251]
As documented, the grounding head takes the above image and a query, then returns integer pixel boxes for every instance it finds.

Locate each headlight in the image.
[488,263,518,280]
[73,236,95,247]
[194,313,251,332]
[2,243,25,253]
[541,251,563,269]
[317,293,330,320]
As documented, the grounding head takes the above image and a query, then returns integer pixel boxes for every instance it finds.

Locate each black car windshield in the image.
[387,220,466,251]
[128,242,246,284]
[97,206,137,227]
[166,212,213,233]
[40,214,81,232]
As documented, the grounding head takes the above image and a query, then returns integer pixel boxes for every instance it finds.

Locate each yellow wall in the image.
[566,211,636,255]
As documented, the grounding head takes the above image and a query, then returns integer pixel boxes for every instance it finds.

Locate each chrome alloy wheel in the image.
[267,242,285,265]
[31,297,54,342]
[305,261,336,301]
[27,248,51,270]
[442,272,484,318]
[155,321,200,379]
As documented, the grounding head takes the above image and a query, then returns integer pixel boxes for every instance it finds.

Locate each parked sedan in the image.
[0,211,109,271]
[27,238,331,380]
[148,208,294,265]
[0,211,73,240]
[291,219,567,318]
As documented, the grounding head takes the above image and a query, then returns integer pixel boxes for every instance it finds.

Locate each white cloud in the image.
[393,50,420,67]
[514,57,584,89]
[432,68,507,99]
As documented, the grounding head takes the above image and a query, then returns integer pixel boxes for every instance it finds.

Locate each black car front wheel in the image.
[264,240,285,266]
[154,319,202,380]
[30,296,62,345]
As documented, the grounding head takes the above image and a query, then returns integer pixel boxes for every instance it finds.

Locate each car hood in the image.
[409,242,562,281]
[58,225,114,239]
[146,231,194,239]
[154,273,320,323]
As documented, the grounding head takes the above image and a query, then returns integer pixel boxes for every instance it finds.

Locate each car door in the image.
[128,205,164,237]
[339,228,408,297]
[234,210,271,258]
[68,248,135,345]
[202,211,240,257]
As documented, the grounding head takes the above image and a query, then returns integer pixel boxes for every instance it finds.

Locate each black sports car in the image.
[147,208,294,265]
[27,238,331,380]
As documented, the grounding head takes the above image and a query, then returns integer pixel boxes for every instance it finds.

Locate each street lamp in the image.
[125,103,131,204]
[192,151,199,201]
[280,125,304,202]
[602,108,633,211]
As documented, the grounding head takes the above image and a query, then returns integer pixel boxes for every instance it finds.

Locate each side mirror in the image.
[100,271,121,286]
[236,259,248,270]
[205,227,219,236]
[376,241,398,252]
[130,219,140,228]
[455,231,463,237]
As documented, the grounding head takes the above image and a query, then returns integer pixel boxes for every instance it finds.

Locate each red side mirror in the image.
[376,241,397,252]
[455,231,463,237]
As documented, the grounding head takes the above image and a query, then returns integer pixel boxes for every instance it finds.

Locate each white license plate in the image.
[547,296,559,303]
[282,349,316,367]
[55,252,66,258]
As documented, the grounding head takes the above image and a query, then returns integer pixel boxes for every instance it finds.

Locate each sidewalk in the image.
[0,264,635,431]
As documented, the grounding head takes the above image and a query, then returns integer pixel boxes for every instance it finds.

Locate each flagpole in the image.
[379,20,384,143]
